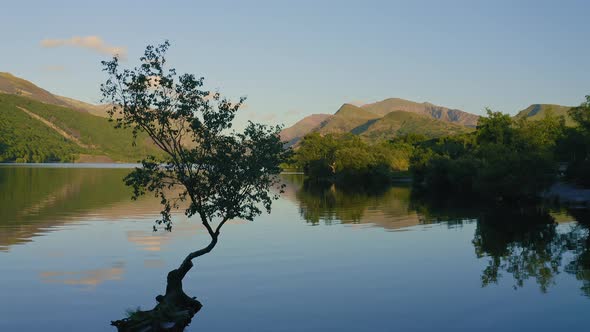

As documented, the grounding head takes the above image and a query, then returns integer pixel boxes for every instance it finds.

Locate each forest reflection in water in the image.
[1,166,590,307]
[283,174,590,298]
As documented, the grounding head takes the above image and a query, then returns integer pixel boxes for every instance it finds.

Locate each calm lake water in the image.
[1,165,589,331]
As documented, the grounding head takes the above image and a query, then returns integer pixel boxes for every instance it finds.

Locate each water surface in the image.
[1,166,589,331]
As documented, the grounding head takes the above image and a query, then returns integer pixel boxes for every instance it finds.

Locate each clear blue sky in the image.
[2,0,589,127]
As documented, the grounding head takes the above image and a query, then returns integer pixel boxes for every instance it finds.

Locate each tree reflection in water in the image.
[291,178,590,298]
[296,181,391,225]
[291,179,417,229]
[473,207,590,297]
[559,209,590,297]
[473,208,565,292]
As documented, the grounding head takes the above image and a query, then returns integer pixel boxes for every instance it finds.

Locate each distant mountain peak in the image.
[515,103,575,126]
[0,72,66,107]
[280,97,480,146]
[359,97,479,127]
[279,113,331,146]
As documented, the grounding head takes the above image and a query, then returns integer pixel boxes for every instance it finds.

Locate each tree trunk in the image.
[111,236,218,331]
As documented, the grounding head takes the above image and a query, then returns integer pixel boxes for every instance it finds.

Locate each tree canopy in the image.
[101,41,291,327]
[102,41,289,233]
[410,109,565,202]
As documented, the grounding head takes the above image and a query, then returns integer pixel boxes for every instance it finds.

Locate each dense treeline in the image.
[563,96,590,186]
[292,94,590,202]
[412,99,590,202]
[293,132,419,185]
[411,109,563,202]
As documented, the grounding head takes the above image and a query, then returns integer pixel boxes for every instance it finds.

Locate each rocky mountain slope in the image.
[281,98,479,146]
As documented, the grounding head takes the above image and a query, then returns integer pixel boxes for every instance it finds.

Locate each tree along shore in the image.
[291,97,590,206]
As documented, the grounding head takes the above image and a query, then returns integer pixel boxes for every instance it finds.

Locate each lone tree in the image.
[102,41,290,330]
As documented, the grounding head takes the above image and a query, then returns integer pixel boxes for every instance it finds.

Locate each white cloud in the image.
[40,36,127,59]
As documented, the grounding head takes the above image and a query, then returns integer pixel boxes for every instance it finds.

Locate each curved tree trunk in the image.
[111,236,219,331]
[158,235,218,308]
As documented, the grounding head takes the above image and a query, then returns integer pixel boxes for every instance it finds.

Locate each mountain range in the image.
[0,72,576,161]
[282,97,575,146]
[280,98,480,146]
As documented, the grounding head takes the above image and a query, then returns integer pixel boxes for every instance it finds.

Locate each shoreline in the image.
[2,163,589,206]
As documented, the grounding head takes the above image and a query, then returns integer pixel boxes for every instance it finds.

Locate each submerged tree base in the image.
[111,267,202,332]
[111,302,201,332]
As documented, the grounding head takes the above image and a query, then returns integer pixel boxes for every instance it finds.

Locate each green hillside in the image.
[361,98,480,127]
[280,98,481,146]
[316,104,381,134]
[358,111,473,141]
[0,72,70,107]
[0,72,109,115]
[0,93,161,162]
[515,104,574,126]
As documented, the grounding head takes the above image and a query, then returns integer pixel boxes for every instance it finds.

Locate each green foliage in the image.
[319,104,381,134]
[0,94,80,162]
[569,95,590,132]
[100,42,291,309]
[101,41,290,239]
[293,94,590,198]
[294,132,415,184]
[292,103,475,147]
[515,104,575,126]
[360,110,473,141]
[513,111,565,149]
[556,127,589,163]
[476,108,514,145]
[18,98,162,161]
[293,132,339,177]
[0,93,162,162]
[474,143,555,201]
[411,109,563,202]
[390,133,429,145]
[560,95,590,186]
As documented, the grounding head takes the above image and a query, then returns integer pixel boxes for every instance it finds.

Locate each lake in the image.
[1,165,589,331]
